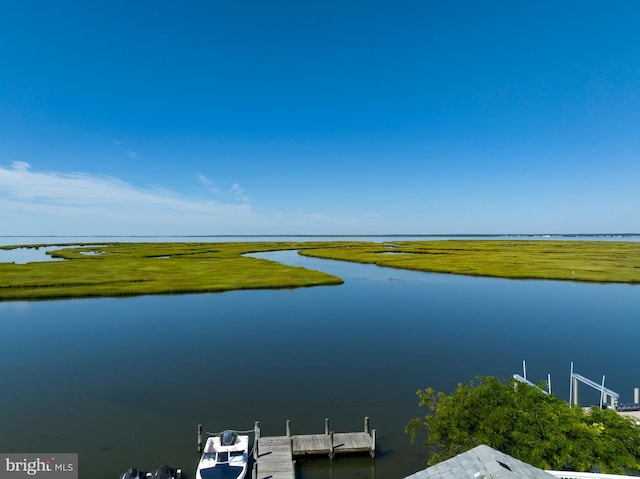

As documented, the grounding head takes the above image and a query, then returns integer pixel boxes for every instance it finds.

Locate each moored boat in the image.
[119,468,148,479]
[196,430,249,479]
[119,464,181,479]
[151,464,181,479]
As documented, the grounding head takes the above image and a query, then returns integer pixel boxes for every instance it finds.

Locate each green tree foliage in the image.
[406,376,640,474]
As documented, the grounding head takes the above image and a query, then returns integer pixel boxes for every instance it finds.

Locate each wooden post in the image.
[329,431,334,460]
[197,424,203,453]
[325,417,330,435]
[286,419,291,437]
[254,421,260,461]
[370,429,376,458]
[635,387,639,404]
[364,416,369,434]
[289,431,294,464]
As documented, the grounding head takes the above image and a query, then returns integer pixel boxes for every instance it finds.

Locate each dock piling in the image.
[197,424,203,453]
[254,421,260,461]
[371,429,376,458]
[329,431,334,460]
[324,417,330,435]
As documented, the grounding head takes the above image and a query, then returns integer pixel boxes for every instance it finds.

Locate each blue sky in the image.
[1,1,639,235]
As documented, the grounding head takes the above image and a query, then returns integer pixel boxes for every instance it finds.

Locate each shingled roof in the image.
[404,445,558,479]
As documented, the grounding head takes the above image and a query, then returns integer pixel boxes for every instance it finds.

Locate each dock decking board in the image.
[254,436,295,479]
[291,432,374,455]
[292,434,331,455]
[333,432,375,453]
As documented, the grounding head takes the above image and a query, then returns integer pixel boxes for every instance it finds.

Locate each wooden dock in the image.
[252,418,376,479]
[253,435,295,479]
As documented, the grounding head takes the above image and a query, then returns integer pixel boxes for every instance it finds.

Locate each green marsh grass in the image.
[0,242,345,301]
[1,240,638,301]
[300,240,640,284]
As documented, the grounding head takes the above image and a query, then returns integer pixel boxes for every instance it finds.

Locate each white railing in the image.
[547,471,638,479]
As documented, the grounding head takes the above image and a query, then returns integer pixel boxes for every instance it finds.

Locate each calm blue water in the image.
[1,238,639,479]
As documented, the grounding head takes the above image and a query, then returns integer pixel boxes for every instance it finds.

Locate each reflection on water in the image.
[0,246,65,264]
[1,245,640,479]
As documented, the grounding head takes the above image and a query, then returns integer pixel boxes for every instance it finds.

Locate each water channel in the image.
[1,237,639,479]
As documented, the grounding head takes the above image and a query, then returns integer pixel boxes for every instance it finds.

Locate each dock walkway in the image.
[253,435,295,479]
[253,418,376,479]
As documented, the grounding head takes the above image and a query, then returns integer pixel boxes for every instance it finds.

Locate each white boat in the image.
[196,430,249,479]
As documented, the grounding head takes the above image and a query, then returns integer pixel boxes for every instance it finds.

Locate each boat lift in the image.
[513,361,620,409]
[570,362,619,409]
[513,360,551,395]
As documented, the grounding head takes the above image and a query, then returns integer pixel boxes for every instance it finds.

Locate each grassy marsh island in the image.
[0,240,638,301]
[300,240,640,283]
[0,242,346,301]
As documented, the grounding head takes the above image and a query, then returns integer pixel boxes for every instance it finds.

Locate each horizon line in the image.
[2,233,639,238]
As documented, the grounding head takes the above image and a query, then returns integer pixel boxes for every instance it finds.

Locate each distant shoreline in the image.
[2,233,639,239]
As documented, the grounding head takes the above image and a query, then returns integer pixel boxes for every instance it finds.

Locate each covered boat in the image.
[119,464,181,479]
[196,430,249,479]
[151,464,181,479]
[119,468,148,479]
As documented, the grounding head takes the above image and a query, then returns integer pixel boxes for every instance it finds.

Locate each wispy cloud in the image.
[11,161,31,172]
[0,162,383,235]
[0,162,261,235]
[112,139,137,159]
[230,183,249,202]
[197,173,219,194]
[197,174,248,203]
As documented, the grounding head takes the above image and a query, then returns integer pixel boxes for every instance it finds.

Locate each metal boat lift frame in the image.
[513,361,620,409]
[513,360,551,395]
[570,362,619,409]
